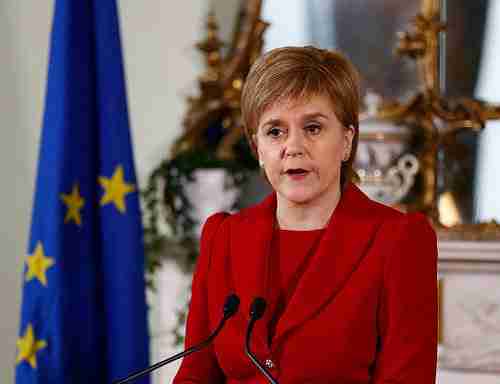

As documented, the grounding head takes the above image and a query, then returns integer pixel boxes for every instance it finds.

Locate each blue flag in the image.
[15,1,150,383]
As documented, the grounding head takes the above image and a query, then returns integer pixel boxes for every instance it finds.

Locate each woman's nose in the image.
[283,129,306,158]
[285,147,304,158]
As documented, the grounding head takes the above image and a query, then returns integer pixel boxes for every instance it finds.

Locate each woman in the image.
[173,46,437,383]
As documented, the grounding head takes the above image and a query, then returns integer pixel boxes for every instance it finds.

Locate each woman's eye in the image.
[266,127,282,137]
[305,124,321,134]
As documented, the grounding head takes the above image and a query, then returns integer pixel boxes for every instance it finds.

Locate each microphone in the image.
[113,294,240,384]
[244,297,279,384]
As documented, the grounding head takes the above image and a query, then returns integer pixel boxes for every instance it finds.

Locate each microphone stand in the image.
[113,294,240,384]
[245,297,279,384]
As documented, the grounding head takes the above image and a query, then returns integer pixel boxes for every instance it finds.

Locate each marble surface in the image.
[149,261,191,384]
[438,239,500,379]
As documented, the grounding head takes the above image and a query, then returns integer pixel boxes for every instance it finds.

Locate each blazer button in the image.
[264,359,275,369]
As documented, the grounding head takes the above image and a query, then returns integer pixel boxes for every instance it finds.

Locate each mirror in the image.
[261,0,488,101]
[200,0,499,230]
[258,0,493,226]
[263,0,421,101]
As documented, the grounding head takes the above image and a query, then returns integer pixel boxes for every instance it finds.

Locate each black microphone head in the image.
[223,294,240,318]
[249,297,267,320]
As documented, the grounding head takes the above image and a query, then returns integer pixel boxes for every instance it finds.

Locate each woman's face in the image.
[253,94,354,207]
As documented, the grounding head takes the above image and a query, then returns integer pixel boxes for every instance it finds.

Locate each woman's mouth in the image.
[285,168,310,180]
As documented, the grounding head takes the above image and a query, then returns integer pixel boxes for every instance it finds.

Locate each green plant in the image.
[141,148,254,344]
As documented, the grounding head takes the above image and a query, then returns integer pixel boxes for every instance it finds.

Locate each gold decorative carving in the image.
[171,0,268,159]
[437,220,500,241]
[376,0,500,239]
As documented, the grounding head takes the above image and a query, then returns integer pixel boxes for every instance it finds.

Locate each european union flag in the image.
[15,1,150,383]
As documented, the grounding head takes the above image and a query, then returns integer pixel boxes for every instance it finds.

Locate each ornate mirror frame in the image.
[171,0,267,161]
[378,0,500,240]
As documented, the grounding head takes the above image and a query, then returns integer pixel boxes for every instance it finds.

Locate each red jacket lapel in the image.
[229,183,386,348]
[274,184,384,342]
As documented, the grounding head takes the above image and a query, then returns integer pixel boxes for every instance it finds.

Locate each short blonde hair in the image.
[241,46,360,185]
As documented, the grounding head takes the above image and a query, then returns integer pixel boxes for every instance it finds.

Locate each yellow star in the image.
[99,165,135,213]
[16,323,47,369]
[60,183,85,226]
[25,242,55,287]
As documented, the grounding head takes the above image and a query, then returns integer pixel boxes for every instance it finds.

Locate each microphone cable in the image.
[113,294,240,384]
[245,297,279,384]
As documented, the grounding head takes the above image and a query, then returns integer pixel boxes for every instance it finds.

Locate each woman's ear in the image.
[346,124,355,141]
[252,133,257,145]
[252,134,265,168]
[343,125,355,159]
[251,133,259,153]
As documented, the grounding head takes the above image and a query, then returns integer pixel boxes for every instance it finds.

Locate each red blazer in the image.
[173,183,438,384]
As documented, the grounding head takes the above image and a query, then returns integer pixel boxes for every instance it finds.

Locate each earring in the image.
[259,160,264,168]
